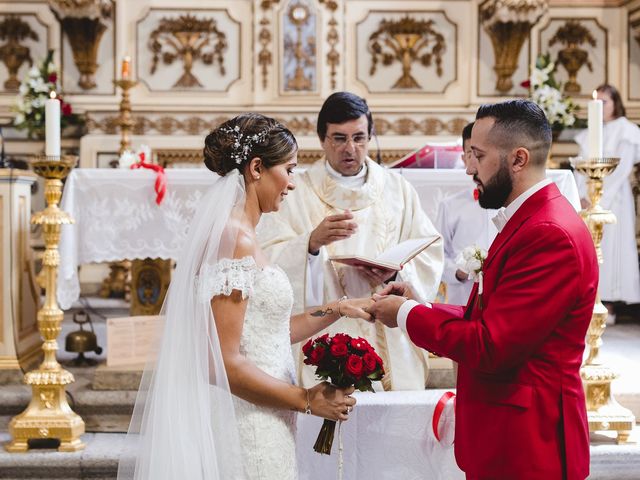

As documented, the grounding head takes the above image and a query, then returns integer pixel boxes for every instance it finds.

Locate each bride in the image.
[117,113,373,480]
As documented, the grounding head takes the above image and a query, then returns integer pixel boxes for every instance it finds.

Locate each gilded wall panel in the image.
[629,7,640,100]
[538,17,608,97]
[0,13,50,95]
[59,0,116,95]
[354,10,457,94]
[280,0,318,94]
[135,8,241,92]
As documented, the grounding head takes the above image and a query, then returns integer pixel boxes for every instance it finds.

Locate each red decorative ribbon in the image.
[130,152,166,205]
[432,390,456,443]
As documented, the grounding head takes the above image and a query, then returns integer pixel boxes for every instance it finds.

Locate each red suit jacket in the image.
[406,183,597,479]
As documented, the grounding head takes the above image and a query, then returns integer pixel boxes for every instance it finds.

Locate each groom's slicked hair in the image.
[476,100,552,167]
[317,91,373,141]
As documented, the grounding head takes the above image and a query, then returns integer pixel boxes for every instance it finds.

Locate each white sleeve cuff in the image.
[397,299,430,334]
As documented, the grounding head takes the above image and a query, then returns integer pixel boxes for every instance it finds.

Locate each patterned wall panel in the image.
[0,13,49,95]
[280,0,319,94]
[354,10,457,94]
[539,17,608,97]
[136,8,240,92]
[629,6,640,100]
[59,0,115,95]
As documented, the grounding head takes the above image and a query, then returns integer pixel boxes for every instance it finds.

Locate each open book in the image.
[329,235,440,271]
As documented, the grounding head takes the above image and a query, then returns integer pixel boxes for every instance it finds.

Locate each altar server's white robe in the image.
[576,117,640,303]
[258,158,444,390]
[435,189,498,306]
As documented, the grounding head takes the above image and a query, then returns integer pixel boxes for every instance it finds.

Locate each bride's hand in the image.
[308,383,357,422]
[339,297,374,321]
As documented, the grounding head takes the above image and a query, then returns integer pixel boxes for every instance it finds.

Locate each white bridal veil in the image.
[117,170,247,480]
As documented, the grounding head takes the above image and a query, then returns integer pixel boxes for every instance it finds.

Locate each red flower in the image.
[520,79,531,89]
[316,333,330,345]
[309,345,326,365]
[346,355,363,378]
[48,72,58,83]
[329,342,348,358]
[331,333,351,345]
[61,102,72,116]
[363,353,377,373]
[350,337,369,352]
[302,339,313,356]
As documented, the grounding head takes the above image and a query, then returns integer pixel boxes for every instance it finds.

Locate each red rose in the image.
[346,354,363,378]
[48,72,58,83]
[302,338,313,356]
[61,102,72,116]
[363,353,377,373]
[317,333,330,345]
[309,345,326,365]
[520,79,531,89]
[332,333,350,345]
[350,337,369,352]
[330,342,348,358]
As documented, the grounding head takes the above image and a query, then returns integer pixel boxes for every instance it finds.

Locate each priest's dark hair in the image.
[462,121,474,144]
[316,91,373,141]
[475,99,551,167]
[204,113,297,176]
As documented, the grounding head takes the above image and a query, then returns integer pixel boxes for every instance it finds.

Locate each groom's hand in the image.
[367,294,407,328]
[379,281,415,300]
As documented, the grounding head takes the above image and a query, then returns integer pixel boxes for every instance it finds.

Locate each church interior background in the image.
[1,0,640,478]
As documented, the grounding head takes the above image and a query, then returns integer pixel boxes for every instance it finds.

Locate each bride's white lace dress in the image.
[203,256,298,480]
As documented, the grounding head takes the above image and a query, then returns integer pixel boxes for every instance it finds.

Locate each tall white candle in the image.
[587,90,603,159]
[45,91,61,158]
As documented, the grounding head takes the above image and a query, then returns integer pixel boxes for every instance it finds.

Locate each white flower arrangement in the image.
[455,245,487,282]
[523,53,576,131]
[118,144,152,168]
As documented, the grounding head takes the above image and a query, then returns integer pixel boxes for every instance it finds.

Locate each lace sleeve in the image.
[197,256,258,302]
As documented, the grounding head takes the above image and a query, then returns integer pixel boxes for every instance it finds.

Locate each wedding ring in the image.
[347,406,353,414]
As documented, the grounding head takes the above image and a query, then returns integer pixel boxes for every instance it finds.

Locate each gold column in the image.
[576,157,635,444]
[5,156,84,452]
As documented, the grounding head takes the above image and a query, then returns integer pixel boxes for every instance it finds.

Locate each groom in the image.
[368,100,598,480]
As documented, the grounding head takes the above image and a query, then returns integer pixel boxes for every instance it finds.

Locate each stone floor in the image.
[0,298,639,479]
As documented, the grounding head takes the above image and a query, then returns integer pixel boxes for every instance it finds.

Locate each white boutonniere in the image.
[455,245,488,309]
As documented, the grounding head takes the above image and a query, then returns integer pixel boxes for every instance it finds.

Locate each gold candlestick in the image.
[114,78,138,156]
[5,155,85,453]
[576,157,635,444]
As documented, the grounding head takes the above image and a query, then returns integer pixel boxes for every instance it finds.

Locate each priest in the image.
[257,92,444,390]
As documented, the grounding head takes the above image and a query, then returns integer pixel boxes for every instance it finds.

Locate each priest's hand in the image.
[367,294,407,328]
[308,210,358,254]
[357,266,396,286]
[378,281,416,300]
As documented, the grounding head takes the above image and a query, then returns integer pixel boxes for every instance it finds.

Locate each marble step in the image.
[0,430,638,480]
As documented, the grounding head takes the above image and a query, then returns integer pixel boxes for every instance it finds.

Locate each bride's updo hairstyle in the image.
[204,113,297,176]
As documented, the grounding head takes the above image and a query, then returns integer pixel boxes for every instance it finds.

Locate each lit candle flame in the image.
[592,90,598,100]
[50,91,57,100]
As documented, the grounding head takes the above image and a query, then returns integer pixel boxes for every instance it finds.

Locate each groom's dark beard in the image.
[478,156,512,209]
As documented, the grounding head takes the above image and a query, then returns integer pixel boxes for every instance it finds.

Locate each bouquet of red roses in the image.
[302,333,385,454]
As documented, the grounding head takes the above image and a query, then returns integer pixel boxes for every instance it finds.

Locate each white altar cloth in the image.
[296,389,462,480]
[57,168,580,309]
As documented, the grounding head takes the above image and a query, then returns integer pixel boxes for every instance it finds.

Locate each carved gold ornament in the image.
[549,20,596,94]
[575,157,635,444]
[0,15,38,91]
[284,2,315,91]
[368,15,446,90]
[49,0,113,90]
[149,14,227,88]
[258,1,279,89]
[480,0,547,93]
[320,0,339,90]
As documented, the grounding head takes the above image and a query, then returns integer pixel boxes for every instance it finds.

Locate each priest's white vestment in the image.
[257,158,444,390]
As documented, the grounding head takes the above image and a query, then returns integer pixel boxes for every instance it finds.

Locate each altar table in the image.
[296,389,462,480]
[57,168,580,309]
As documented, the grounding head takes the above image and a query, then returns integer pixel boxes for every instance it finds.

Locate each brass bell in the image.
[65,310,103,366]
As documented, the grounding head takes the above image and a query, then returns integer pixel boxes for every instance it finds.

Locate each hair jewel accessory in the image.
[220,124,272,165]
